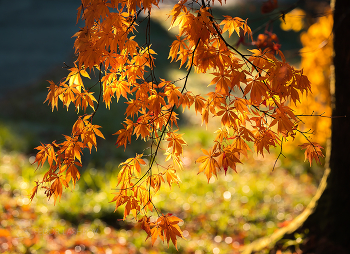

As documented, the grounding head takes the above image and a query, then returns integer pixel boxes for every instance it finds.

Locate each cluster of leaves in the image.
[32,114,104,204]
[31,0,324,248]
[277,7,332,172]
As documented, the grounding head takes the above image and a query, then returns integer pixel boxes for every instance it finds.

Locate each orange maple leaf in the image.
[299,142,324,166]
[196,148,220,182]
[220,16,244,37]
[165,167,181,188]
[148,214,185,250]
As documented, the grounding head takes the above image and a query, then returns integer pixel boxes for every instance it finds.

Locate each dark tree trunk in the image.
[328,0,350,248]
[302,0,350,253]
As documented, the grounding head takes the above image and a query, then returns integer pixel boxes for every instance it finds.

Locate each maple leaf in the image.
[133,185,153,212]
[74,89,97,112]
[60,135,84,163]
[138,216,152,236]
[221,152,229,174]
[148,174,165,193]
[244,78,268,106]
[201,107,209,127]
[165,167,181,188]
[44,80,61,111]
[166,131,187,156]
[65,163,81,186]
[220,16,244,37]
[165,151,184,170]
[149,214,185,250]
[80,121,105,152]
[124,196,140,219]
[168,1,187,28]
[178,92,194,112]
[248,49,272,71]
[218,147,242,174]
[270,110,295,134]
[50,176,69,205]
[196,148,220,182]
[58,83,80,110]
[194,95,206,115]
[148,93,166,116]
[119,154,146,178]
[125,99,142,118]
[110,191,127,210]
[29,182,39,202]
[232,135,251,158]
[215,127,229,143]
[117,164,133,189]
[169,36,188,63]
[114,120,134,149]
[65,66,90,92]
[33,142,58,169]
[209,72,231,95]
[234,98,249,114]
[299,142,324,166]
[148,225,164,246]
[164,83,182,106]
[254,128,279,156]
[217,104,240,128]
[134,121,150,141]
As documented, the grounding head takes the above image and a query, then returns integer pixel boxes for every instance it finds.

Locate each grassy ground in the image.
[0,124,317,253]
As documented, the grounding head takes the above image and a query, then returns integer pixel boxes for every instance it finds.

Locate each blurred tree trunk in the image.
[302,0,350,252]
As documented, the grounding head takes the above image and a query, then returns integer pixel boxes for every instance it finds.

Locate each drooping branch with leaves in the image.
[30,0,325,249]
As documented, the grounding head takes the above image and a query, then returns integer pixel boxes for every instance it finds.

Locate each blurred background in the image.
[0,0,331,253]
